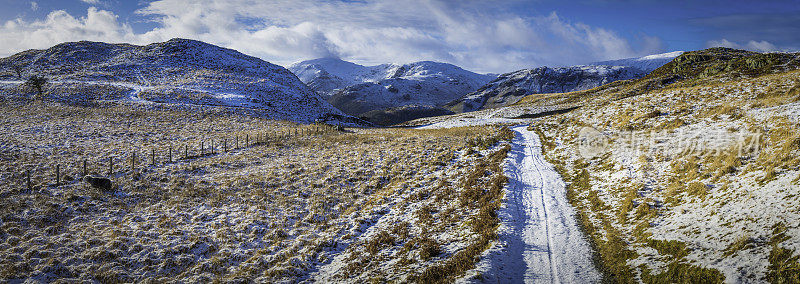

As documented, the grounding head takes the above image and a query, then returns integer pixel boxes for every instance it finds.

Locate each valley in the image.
[1,37,799,284]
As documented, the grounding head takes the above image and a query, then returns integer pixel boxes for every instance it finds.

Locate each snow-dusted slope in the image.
[0,39,347,123]
[288,58,384,96]
[447,65,645,113]
[289,58,494,116]
[590,51,683,73]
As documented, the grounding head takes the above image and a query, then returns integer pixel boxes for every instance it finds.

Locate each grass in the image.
[766,223,800,284]
[411,130,512,283]
[0,100,518,282]
[640,261,725,284]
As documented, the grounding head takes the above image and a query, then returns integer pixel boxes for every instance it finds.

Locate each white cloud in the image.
[30,2,38,11]
[80,0,102,4]
[706,39,782,53]
[0,7,138,54]
[0,0,665,73]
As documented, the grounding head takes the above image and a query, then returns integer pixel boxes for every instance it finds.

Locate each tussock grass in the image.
[0,101,517,282]
[412,131,512,283]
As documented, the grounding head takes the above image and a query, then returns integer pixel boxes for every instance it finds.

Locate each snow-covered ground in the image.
[462,126,600,283]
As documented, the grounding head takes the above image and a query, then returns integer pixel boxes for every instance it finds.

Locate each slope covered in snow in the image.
[289,58,494,119]
[590,51,683,73]
[411,47,800,283]
[0,39,348,123]
[447,65,645,113]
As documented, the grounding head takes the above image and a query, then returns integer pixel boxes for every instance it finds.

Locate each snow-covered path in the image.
[465,125,601,283]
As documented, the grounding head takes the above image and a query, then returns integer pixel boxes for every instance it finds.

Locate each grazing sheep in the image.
[83,175,112,191]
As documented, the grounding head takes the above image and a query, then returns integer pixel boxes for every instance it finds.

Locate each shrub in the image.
[366,231,396,254]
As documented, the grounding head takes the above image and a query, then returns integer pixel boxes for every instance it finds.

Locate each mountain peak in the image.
[1,39,349,123]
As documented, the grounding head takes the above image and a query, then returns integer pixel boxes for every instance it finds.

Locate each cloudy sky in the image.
[0,0,798,73]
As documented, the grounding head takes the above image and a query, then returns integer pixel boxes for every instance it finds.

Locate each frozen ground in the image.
[461,126,600,283]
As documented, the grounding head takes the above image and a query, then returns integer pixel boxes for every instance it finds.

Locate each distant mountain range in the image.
[445,51,684,112]
[590,51,684,73]
[288,58,493,124]
[0,39,352,124]
[0,39,687,126]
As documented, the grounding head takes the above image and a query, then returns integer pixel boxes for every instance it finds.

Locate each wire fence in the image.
[16,123,341,191]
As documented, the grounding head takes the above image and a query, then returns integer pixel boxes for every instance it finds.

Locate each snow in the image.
[0,39,348,124]
[590,51,683,72]
[288,58,494,115]
[449,65,645,112]
[461,126,601,283]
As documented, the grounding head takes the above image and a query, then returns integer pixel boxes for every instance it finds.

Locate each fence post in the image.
[108,156,113,176]
[83,159,87,176]
[200,141,204,156]
[246,134,249,147]
[56,164,60,187]
[151,148,156,165]
[224,139,227,152]
[185,145,188,159]
[169,146,172,163]
[26,170,31,191]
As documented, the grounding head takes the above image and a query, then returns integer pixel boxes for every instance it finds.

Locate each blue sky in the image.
[0,0,798,73]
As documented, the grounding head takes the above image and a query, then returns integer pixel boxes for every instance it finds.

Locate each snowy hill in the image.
[288,58,493,118]
[590,51,684,73]
[0,39,349,123]
[443,51,683,113]
[446,65,646,113]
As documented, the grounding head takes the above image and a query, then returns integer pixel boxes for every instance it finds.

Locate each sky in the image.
[0,0,798,73]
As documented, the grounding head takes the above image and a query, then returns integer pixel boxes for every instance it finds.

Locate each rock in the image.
[82,175,112,191]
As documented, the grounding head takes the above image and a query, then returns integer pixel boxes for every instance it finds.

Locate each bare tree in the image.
[25,75,47,97]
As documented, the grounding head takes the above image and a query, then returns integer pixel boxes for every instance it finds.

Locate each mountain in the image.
[590,51,684,73]
[0,39,350,124]
[446,65,646,113]
[509,47,800,112]
[289,58,384,97]
[288,59,494,122]
[444,51,686,113]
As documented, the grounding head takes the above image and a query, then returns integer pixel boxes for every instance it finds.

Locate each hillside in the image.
[446,65,646,113]
[445,51,685,113]
[515,47,800,108]
[590,51,684,73]
[289,58,492,99]
[0,39,348,124]
[407,47,800,283]
[289,59,492,124]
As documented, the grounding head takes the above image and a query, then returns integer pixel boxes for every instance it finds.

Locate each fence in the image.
[18,123,340,191]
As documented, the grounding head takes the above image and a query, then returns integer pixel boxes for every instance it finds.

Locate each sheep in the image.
[82,175,112,191]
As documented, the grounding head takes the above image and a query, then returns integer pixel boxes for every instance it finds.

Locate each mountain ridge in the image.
[0,38,351,124]
[289,57,494,124]
[444,51,685,113]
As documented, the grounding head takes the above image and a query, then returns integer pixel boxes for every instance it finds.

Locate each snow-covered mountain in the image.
[0,39,349,123]
[288,59,494,117]
[289,58,385,96]
[446,65,646,113]
[444,52,684,113]
[590,51,684,73]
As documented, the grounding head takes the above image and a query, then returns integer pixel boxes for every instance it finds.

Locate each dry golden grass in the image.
[0,101,514,282]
